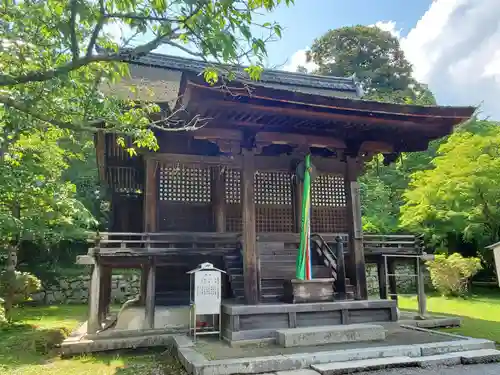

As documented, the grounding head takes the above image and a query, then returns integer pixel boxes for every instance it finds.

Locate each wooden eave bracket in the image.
[255,132,346,154]
[192,128,242,154]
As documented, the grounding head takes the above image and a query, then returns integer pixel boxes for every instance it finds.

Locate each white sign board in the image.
[194,270,222,314]
[494,247,500,288]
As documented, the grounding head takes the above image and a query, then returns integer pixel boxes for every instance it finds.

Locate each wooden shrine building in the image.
[82,53,475,342]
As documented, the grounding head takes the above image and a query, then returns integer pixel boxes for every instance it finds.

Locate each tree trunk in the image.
[3,244,18,321]
[4,203,20,321]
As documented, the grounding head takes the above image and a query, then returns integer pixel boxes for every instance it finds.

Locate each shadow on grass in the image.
[0,324,70,368]
[0,305,188,375]
[12,304,88,321]
[0,323,186,375]
[401,309,500,345]
[81,348,187,375]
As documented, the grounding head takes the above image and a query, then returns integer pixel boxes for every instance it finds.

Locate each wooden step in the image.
[224,254,242,261]
[334,291,355,300]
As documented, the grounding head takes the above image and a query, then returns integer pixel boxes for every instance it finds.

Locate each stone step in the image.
[311,356,418,375]
[420,337,495,355]
[460,348,500,364]
[310,349,500,374]
[414,349,500,367]
[276,324,386,348]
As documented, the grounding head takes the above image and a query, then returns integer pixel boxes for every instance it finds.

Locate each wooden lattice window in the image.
[159,165,211,203]
[255,171,293,205]
[225,168,242,232]
[311,175,346,207]
[225,169,241,204]
[311,173,347,233]
[106,166,143,195]
[255,171,293,233]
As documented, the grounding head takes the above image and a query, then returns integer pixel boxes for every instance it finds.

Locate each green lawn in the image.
[2,290,499,374]
[398,287,500,344]
[0,305,186,375]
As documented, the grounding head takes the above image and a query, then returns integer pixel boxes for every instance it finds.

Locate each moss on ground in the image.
[0,305,186,375]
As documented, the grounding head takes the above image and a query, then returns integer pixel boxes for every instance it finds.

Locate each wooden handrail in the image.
[334,236,347,298]
[311,234,347,298]
[88,231,242,256]
[311,233,338,280]
[363,233,422,256]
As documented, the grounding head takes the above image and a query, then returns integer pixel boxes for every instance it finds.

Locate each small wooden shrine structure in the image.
[81,53,475,341]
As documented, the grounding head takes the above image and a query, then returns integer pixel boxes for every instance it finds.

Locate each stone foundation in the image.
[30,261,431,305]
[366,261,432,296]
[31,272,141,305]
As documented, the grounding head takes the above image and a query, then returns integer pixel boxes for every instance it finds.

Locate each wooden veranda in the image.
[80,53,475,337]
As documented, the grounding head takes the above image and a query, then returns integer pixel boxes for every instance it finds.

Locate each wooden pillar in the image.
[335,236,347,299]
[211,166,226,232]
[388,258,398,301]
[293,177,304,233]
[119,198,129,232]
[139,264,148,305]
[87,262,102,334]
[417,257,427,318]
[345,157,368,300]
[144,158,157,233]
[241,149,259,304]
[98,266,112,322]
[377,257,388,299]
[95,132,106,182]
[144,258,156,329]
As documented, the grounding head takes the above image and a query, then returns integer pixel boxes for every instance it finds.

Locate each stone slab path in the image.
[265,363,500,375]
[354,362,500,375]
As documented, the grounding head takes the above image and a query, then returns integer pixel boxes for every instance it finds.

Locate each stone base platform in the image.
[221,300,397,344]
[61,329,175,357]
[311,349,500,375]
[177,328,499,375]
[61,305,190,356]
[399,311,462,329]
[116,305,190,330]
[276,324,386,348]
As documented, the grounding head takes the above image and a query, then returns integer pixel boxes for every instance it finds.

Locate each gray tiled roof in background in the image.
[126,52,362,96]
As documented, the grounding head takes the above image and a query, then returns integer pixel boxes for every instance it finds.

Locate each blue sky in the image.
[252,0,433,69]
[150,1,500,118]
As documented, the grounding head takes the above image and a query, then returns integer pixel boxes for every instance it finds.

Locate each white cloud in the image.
[371,21,401,38]
[103,22,126,43]
[285,0,500,118]
[283,22,400,74]
[384,0,500,117]
[283,48,318,73]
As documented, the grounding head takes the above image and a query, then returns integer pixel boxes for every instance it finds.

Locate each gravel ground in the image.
[355,363,500,375]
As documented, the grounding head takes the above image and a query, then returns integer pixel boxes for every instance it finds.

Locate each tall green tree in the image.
[304,25,440,233]
[401,120,500,253]
[0,0,292,317]
[0,128,96,319]
[306,25,435,105]
[1,0,292,151]
[360,139,443,233]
